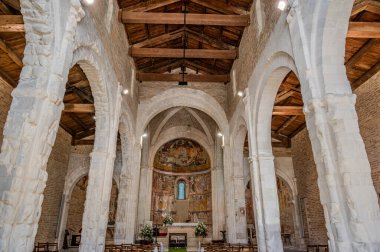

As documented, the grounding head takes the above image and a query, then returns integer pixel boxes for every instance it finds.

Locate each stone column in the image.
[79,87,122,251]
[114,135,142,244]
[248,155,284,252]
[0,1,83,251]
[212,140,226,240]
[223,144,238,243]
[303,94,380,251]
[233,174,248,243]
[137,138,153,228]
[290,178,305,248]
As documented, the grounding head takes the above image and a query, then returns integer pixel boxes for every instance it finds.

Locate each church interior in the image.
[0,0,379,251]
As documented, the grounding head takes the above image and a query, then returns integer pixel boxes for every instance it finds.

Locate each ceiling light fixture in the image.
[237,91,244,97]
[122,89,129,95]
[277,0,287,11]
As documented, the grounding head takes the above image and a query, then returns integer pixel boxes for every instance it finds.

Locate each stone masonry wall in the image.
[291,72,380,244]
[355,71,380,204]
[35,127,72,243]
[228,0,281,118]
[291,129,328,245]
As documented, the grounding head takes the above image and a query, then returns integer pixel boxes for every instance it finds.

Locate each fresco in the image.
[151,172,212,227]
[154,138,210,173]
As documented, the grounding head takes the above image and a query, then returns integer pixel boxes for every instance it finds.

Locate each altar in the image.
[157,223,210,252]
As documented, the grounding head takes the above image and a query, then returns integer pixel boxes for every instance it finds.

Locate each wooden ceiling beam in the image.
[271,131,290,144]
[75,128,96,140]
[67,86,94,103]
[275,116,298,134]
[351,0,380,16]
[130,47,237,59]
[133,29,184,48]
[351,60,380,90]
[0,38,23,67]
[0,15,24,32]
[272,106,303,116]
[119,12,250,26]
[189,0,247,15]
[275,90,302,104]
[140,59,181,73]
[345,38,379,69]
[184,27,235,49]
[0,68,17,88]
[125,0,180,12]
[185,60,226,75]
[0,2,12,14]
[68,113,87,131]
[2,0,20,11]
[136,72,230,82]
[347,22,380,38]
[59,122,75,136]
[63,104,95,113]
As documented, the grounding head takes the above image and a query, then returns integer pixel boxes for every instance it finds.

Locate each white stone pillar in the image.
[223,144,238,243]
[212,140,226,240]
[0,1,83,251]
[57,194,71,249]
[114,135,142,244]
[233,175,248,243]
[79,87,122,251]
[137,138,153,228]
[303,94,380,252]
[249,155,284,252]
[290,178,305,248]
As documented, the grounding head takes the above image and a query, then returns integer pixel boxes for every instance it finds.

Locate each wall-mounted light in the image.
[122,89,129,95]
[140,133,148,147]
[92,115,96,120]
[277,0,287,10]
[84,0,94,5]
[217,132,225,147]
[237,91,244,97]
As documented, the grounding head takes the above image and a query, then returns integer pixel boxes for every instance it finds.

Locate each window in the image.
[177,180,186,200]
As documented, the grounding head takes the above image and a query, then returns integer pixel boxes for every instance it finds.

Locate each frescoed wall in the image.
[154,138,210,173]
[151,138,212,228]
[151,172,212,226]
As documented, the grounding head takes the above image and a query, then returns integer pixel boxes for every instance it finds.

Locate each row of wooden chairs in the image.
[307,245,328,252]
[33,242,58,252]
[202,243,258,252]
[105,244,154,252]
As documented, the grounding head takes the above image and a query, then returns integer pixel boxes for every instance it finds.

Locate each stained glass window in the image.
[178,181,186,200]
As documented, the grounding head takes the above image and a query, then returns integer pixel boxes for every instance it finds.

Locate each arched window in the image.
[177,180,186,200]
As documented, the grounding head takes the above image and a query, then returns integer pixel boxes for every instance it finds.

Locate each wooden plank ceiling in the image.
[270,0,380,148]
[0,0,96,145]
[117,0,253,82]
[1,0,379,147]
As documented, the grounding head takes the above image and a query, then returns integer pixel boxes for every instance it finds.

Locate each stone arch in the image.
[311,0,355,96]
[136,89,229,140]
[150,126,214,170]
[71,47,111,142]
[253,51,299,153]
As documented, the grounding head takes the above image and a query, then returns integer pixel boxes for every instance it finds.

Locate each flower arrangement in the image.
[139,224,153,241]
[163,215,174,226]
[194,222,208,238]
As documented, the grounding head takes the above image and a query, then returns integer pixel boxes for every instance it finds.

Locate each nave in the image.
[0,0,379,252]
